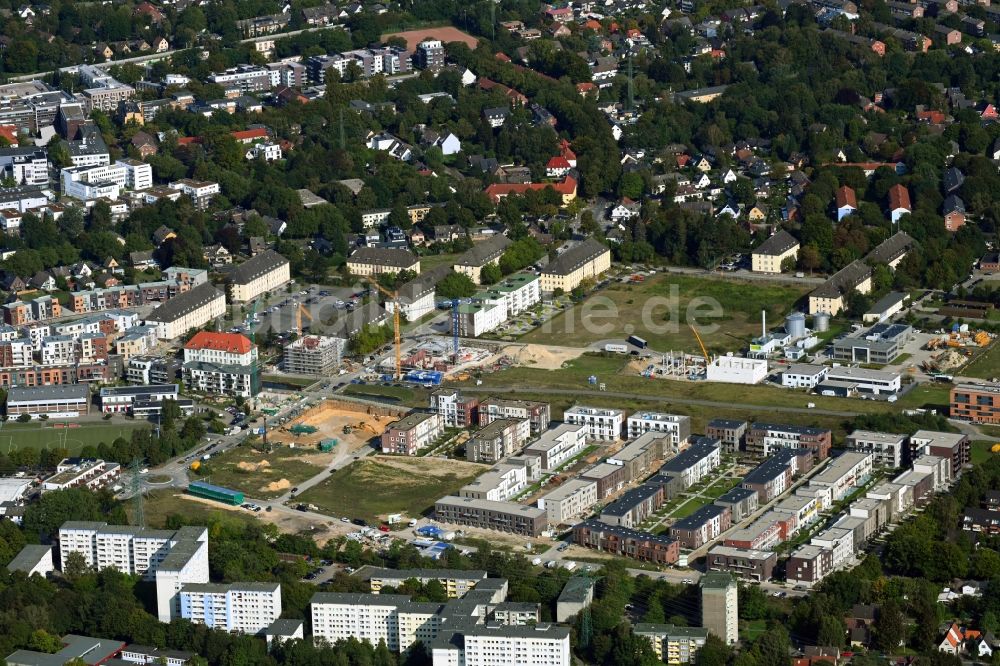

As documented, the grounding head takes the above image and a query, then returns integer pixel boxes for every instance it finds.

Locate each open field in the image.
[521,274,810,353]
[192,445,327,499]
[381,26,478,51]
[296,455,486,523]
[416,252,464,273]
[971,440,1000,466]
[960,342,1000,380]
[342,384,422,405]
[138,489,262,530]
[0,420,150,454]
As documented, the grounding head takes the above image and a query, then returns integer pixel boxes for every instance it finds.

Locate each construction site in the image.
[269,398,401,450]
[921,326,995,374]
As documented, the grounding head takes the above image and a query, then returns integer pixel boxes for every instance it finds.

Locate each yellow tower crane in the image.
[296,302,313,335]
[689,323,710,362]
[365,277,402,380]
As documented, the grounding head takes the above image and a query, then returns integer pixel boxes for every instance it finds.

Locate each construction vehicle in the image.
[364,277,402,379]
[342,425,352,435]
[190,460,201,471]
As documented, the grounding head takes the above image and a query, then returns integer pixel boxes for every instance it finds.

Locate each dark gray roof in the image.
[866,231,914,265]
[542,238,609,277]
[348,247,418,269]
[7,384,89,403]
[454,235,511,268]
[226,249,289,285]
[810,260,871,299]
[753,229,799,256]
[146,283,224,324]
[671,503,728,530]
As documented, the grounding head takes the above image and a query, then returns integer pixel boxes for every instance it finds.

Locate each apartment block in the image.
[356,567,488,599]
[785,544,834,587]
[573,519,680,565]
[845,430,908,468]
[179,582,281,635]
[670,504,732,549]
[580,462,627,499]
[537,479,598,525]
[226,249,291,302]
[539,238,611,292]
[478,397,550,435]
[751,230,799,273]
[523,423,588,470]
[745,422,832,460]
[460,464,528,502]
[659,437,722,489]
[283,335,345,375]
[715,486,759,522]
[910,429,969,477]
[809,451,874,501]
[182,331,258,398]
[700,573,738,645]
[705,545,776,582]
[381,412,444,455]
[564,405,623,441]
[145,283,226,340]
[626,412,692,446]
[706,419,747,454]
[466,418,532,464]
[453,235,511,284]
[599,483,664,528]
[606,431,671,482]
[434,496,548,536]
[473,273,541,316]
[430,389,479,428]
[41,458,119,492]
[634,624,708,664]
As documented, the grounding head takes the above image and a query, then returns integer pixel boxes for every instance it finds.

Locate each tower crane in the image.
[296,302,313,335]
[689,323,710,363]
[365,277,402,380]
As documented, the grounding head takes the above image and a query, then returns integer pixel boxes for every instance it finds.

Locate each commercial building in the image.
[910,430,969,477]
[6,384,89,418]
[453,235,511,284]
[98,384,180,414]
[226,250,290,302]
[745,423,832,460]
[183,331,259,398]
[670,504,732,549]
[145,283,226,340]
[283,335,345,375]
[434,496,548,536]
[952,383,1000,425]
[57,521,209,622]
[700,573,738,645]
[626,412,692,445]
[178,582,281,635]
[751,230,799,273]
[822,366,902,395]
[556,577,595,622]
[538,238,611,292]
[845,430,908,468]
[634,624,709,664]
[781,364,829,389]
[478,397,550,435]
[466,418,532,464]
[346,247,420,276]
[381,412,444,455]
[564,405,624,441]
[863,292,909,324]
[832,323,911,364]
[573,519,680,565]
[705,355,768,384]
[537,478,598,525]
[5,635,127,666]
[705,545,776,582]
[524,423,588,470]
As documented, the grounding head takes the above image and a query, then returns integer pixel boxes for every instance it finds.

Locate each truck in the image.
[627,335,648,349]
[604,343,628,353]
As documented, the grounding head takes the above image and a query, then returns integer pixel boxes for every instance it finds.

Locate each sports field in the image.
[0,420,150,454]
[521,274,810,353]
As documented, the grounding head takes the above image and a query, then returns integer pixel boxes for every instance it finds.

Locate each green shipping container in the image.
[188,481,245,506]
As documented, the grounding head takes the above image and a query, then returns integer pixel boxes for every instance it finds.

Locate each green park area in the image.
[522,274,810,353]
[295,455,484,523]
[0,420,150,454]
[191,444,326,500]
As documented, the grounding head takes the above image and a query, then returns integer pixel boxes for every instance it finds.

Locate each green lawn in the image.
[341,383,424,406]
[0,420,150,454]
[521,274,810,353]
[136,488,261,530]
[296,456,485,523]
[192,445,326,500]
[261,374,317,388]
[960,342,1000,380]
[971,440,999,466]
[417,252,463,273]
[668,495,713,520]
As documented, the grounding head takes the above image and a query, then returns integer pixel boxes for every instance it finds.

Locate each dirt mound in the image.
[237,460,271,472]
[934,350,967,371]
[262,478,291,492]
[506,344,585,370]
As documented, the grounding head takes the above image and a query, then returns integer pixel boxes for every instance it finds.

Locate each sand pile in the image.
[237,460,271,472]
[507,344,585,370]
[934,350,967,371]
[262,478,291,492]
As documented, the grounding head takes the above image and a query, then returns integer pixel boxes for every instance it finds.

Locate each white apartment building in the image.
[626,412,692,445]
[61,162,127,200]
[40,335,75,365]
[182,331,258,398]
[0,148,49,185]
[42,459,120,492]
[564,406,623,441]
[169,179,221,209]
[430,389,477,428]
[116,159,153,190]
[478,273,541,315]
[537,478,598,525]
[809,451,875,501]
[57,521,210,622]
[845,430,908,468]
[810,526,855,569]
[246,142,283,161]
[3,339,32,367]
[524,423,588,470]
[457,300,507,337]
[460,464,528,502]
[311,593,436,652]
[226,250,291,302]
[439,625,571,666]
[179,582,281,635]
[146,283,226,340]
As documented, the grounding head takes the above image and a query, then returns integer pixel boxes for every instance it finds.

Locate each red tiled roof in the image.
[495,52,511,62]
[231,128,268,141]
[888,183,911,211]
[177,136,203,146]
[835,186,857,209]
[0,125,17,145]
[559,138,576,161]
[484,176,576,203]
[185,331,253,354]
[547,156,571,169]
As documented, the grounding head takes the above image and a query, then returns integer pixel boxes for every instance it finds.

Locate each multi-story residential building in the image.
[564,406,623,441]
[599,483,664,528]
[745,423,832,459]
[460,464,528,502]
[910,430,969,477]
[808,260,872,316]
[77,66,134,113]
[706,419,747,454]
[473,273,541,317]
[659,437,722,489]
[715,486,759,522]
[60,163,128,200]
[845,430,908,468]
[556,577,595,623]
[580,462,627,499]
[40,335,75,364]
[115,158,153,190]
[751,230,799,274]
[381,412,444,455]
[626,412,692,445]
[740,451,801,503]
[434,496,548,536]
[573,519,680,565]
[179,582,281,635]
[226,250,290,302]
[466,418,532,464]
[457,300,507,337]
[58,521,209,622]
[146,283,226,340]
[634,624,709,664]
[6,384,89,418]
[478,397,550,435]
[809,451,875,501]
[453,235,511,284]
[700,573,738,645]
[670,504,732,549]
[207,65,272,93]
[168,179,220,209]
[430,389,479,428]
[283,335,344,375]
[414,39,446,70]
[705,545,776,582]
[537,479,598,525]
[785,544,834,587]
[539,238,612,292]
[183,331,258,398]
[523,423,588,470]
[357,567,488,598]
[346,247,420,276]
[0,147,48,185]
[98,384,180,414]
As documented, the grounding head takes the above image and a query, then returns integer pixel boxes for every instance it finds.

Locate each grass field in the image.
[341,383,423,405]
[960,342,1000,380]
[971,440,1000,466]
[416,252,463,273]
[0,420,150,454]
[296,455,484,523]
[521,274,810,353]
[193,445,326,499]
[136,489,260,530]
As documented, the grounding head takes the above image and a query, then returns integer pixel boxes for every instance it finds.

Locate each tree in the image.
[435,271,477,299]
[480,263,502,285]
[874,598,905,651]
[62,550,91,579]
